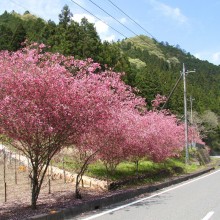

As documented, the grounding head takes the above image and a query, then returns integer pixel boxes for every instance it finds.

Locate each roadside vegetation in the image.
[0,4,219,212]
[52,148,211,190]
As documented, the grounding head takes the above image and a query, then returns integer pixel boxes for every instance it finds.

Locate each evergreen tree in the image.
[77,17,102,60]
[0,24,13,50]
[24,17,46,42]
[59,4,72,28]
[11,22,26,50]
[41,20,57,46]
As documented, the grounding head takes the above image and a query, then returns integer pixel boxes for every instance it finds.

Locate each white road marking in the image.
[81,169,220,220]
[201,211,214,220]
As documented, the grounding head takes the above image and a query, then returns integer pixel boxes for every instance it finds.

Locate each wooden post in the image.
[27,159,31,185]
[19,152,21,165]
[48,179,51,194]
[9,152,12,165]
[3,149,6,183]
[62,157,66,183]
[15,153,17,184]
[50,162,53,180]
[4,182,7,202]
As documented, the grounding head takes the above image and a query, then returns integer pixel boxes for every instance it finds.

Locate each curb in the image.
[28,167,215,220]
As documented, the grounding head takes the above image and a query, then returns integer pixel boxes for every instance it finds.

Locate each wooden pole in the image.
[9,152,12,165]
[3,149,6,183]
[48,179,51,194]
[4,182,7,202]
[62,157,66,183]
[15,153,17,184]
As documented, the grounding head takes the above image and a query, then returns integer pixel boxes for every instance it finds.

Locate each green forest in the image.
[0,5,219,153]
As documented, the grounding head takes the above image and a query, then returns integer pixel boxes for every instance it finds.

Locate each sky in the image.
[1,0,220,65]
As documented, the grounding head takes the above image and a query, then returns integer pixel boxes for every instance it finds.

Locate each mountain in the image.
[119,35,220,115]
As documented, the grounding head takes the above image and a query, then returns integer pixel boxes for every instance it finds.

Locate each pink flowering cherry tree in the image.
[0,45,120,208]
[70,70,146,198]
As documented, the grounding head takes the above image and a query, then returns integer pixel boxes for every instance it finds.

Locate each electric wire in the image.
[10,0,29,12]
[106,0,157,40]
[160,72,183,110]
[68,0,151,48]
[87,0,153,47]
[10,0,156,48]
[10,0,43,20]
[88,0,141,38]
[9,0,147,50]
[69,0,128,39]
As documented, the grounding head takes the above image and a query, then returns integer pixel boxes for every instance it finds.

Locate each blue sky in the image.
[1,0,220,65]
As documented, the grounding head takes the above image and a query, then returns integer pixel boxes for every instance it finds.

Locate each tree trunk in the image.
[30,159,52,209]
[74,150,98,199]
[31,167,39,209]
[75,173,82,199]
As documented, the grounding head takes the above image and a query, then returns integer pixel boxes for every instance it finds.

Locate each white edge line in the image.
[201,211,215,220]
[81,169,220,220]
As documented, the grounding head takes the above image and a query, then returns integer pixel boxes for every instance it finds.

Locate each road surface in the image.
[74,169,220,220]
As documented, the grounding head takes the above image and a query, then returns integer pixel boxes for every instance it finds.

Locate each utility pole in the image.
[189,96,195,148]
[182,63,195,164]
[183,63,188,164]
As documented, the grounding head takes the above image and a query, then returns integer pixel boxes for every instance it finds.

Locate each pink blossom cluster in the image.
[0,43,203,167]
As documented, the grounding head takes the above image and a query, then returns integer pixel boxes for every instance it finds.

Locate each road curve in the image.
[75,169,220,220]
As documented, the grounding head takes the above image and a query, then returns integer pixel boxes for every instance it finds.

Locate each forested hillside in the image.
[0,6,219,151]
[120,36,220,115]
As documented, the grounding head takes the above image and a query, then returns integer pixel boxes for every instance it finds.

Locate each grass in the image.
[52,150,205,184]
[85,157,206,190]
[86,157,202,182]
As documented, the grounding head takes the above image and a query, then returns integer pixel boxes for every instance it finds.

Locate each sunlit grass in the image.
[52,151,205,182]
[86,157,201,182]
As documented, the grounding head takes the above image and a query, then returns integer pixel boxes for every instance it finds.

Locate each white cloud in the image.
[103,34,116,42]
[95,20,109,34]
[72,13,109,35]
[1,0,64,22]
[119,17,127,24]
[212,52,220,64]
[194,53,201,59]
[193,51,220,65]
[72,13,95,23]
[72,13,115,42]
[150,0,187,24]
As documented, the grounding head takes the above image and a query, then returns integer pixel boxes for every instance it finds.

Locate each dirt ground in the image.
[0,152,104,220]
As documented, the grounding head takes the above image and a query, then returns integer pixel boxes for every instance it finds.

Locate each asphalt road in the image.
[76,169,220,220]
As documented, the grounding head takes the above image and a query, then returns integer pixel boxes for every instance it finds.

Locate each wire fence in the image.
[0,147,93,205]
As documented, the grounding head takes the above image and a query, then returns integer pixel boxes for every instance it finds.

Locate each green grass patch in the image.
[86,157,200,182]
[49,148,215,190]
[52,152,204,183]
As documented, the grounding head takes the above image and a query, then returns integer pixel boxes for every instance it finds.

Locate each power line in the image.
[10,0,142,48]
[160,72,183,110]
[10,0,158,60]
[10,0,44,20]
[87,0,153,47]
[106,0,157,40]
[69,0,128,39]
[10,0,27,11]
[10,0,155,49]
[88,0,141,38]
[69,0,152,49]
